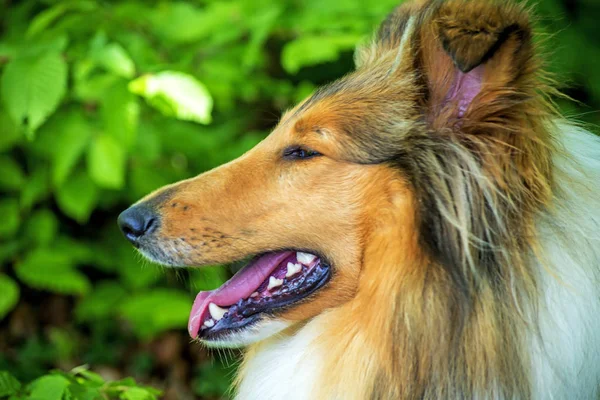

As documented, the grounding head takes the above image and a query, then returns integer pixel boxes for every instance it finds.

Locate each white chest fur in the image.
[235,320,325,400]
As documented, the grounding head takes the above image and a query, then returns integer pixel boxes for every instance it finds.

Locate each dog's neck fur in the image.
[237,182,529,400]
[234,124,600,400]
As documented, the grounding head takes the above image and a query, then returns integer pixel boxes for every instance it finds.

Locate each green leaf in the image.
[0,198,20,239]
[15,248,91,295]
[281,35,361,74]
[26,3,71,38]
[119,387,158,400]
[102,82,139,149]
[51,112,92,187]
[48,328,77,363]
[95,43,136,79]
[74,369,105,386]
[119,289,192,339]
[73,64,120,103]
[67,384,101,400]
[27,375,70,400]
[21,166,50,210]
[26,2,97,38]
[55,170,99,223]
[87,134,126,189]
[193,360,235,398]
[75,281,126,322]
[242,6,282,70]
[189,266,228,292]
[129,72,213,124]
[0,371,21,397]
[0,240,21,264]
[0,111,22,152]
[151,2,242,44]
[106,379,161,398]
[0,156,26,191]
[24,209,58,246]
[1,51,68,137]
[0,274,19,320]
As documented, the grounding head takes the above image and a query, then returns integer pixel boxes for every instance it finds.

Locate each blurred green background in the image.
[0,0,598,398]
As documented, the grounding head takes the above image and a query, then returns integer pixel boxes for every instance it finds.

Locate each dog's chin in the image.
[136,243,332,346]
[198,318,293,348]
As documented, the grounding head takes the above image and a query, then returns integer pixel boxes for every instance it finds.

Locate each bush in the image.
[0,368,161,400]
[0,0,598,398]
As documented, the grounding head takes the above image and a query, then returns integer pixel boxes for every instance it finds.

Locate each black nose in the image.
[118,205,158,245]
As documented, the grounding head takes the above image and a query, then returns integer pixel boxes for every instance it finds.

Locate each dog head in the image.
[119,0,549,347]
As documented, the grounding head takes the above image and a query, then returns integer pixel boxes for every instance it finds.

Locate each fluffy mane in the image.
[234,1,600,399]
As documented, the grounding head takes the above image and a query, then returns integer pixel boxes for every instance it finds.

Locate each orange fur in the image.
[124,1,600,398]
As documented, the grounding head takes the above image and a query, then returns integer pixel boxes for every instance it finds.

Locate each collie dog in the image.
[119,0,600,398]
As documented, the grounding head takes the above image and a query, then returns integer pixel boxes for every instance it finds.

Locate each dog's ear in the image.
[417,0,534,132]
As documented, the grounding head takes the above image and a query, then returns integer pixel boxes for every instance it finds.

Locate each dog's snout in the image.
[118,205,158,245]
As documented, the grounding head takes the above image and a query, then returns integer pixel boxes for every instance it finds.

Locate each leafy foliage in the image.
[0,275,19,320]
[1,50,67,138]
[0,367,161,400]
[0,0,598,398]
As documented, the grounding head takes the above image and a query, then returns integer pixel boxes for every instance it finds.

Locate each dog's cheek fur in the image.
[138,127,380,321]
[246,0,555,398]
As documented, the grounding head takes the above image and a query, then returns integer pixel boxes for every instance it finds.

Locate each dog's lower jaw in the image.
[199,318,293,348]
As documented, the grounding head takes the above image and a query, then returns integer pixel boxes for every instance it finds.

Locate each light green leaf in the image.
[119,387,158,400]
[119,289,192,339]
[95,43,136,79]
[0,275,19,320]
[151,2,241,44]
[0,199,20,239]
[55,170,99,223]
[281,35,361,74]
[51,111,92,187]
[0,371,21,397]
[1,51,68,137]
[106,379,161,398]
[0,156,26,191]
[0,111,22,152]
[102,82,139,149]
[15,248,91,295]
[74,369,105,386]
[73,60,120,102]
[129,71,213,124]
[27,374,70,400]
[87,134,126,189]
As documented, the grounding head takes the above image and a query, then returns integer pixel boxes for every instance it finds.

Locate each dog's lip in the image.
[188,251,294,338]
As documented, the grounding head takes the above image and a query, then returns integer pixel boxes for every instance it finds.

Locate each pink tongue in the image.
[188,251,294,338]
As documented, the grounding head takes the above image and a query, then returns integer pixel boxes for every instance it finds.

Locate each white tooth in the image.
[250,292,259,298]
[297,252,317,265]
[267,276,284,291]
[203,319,215,328]
[286,262,302,278]
[208,303,228,321]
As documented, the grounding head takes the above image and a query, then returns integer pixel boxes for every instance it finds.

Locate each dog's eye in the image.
[283,146,322,160]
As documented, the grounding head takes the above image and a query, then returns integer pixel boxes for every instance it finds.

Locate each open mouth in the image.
[188,251,331,340]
